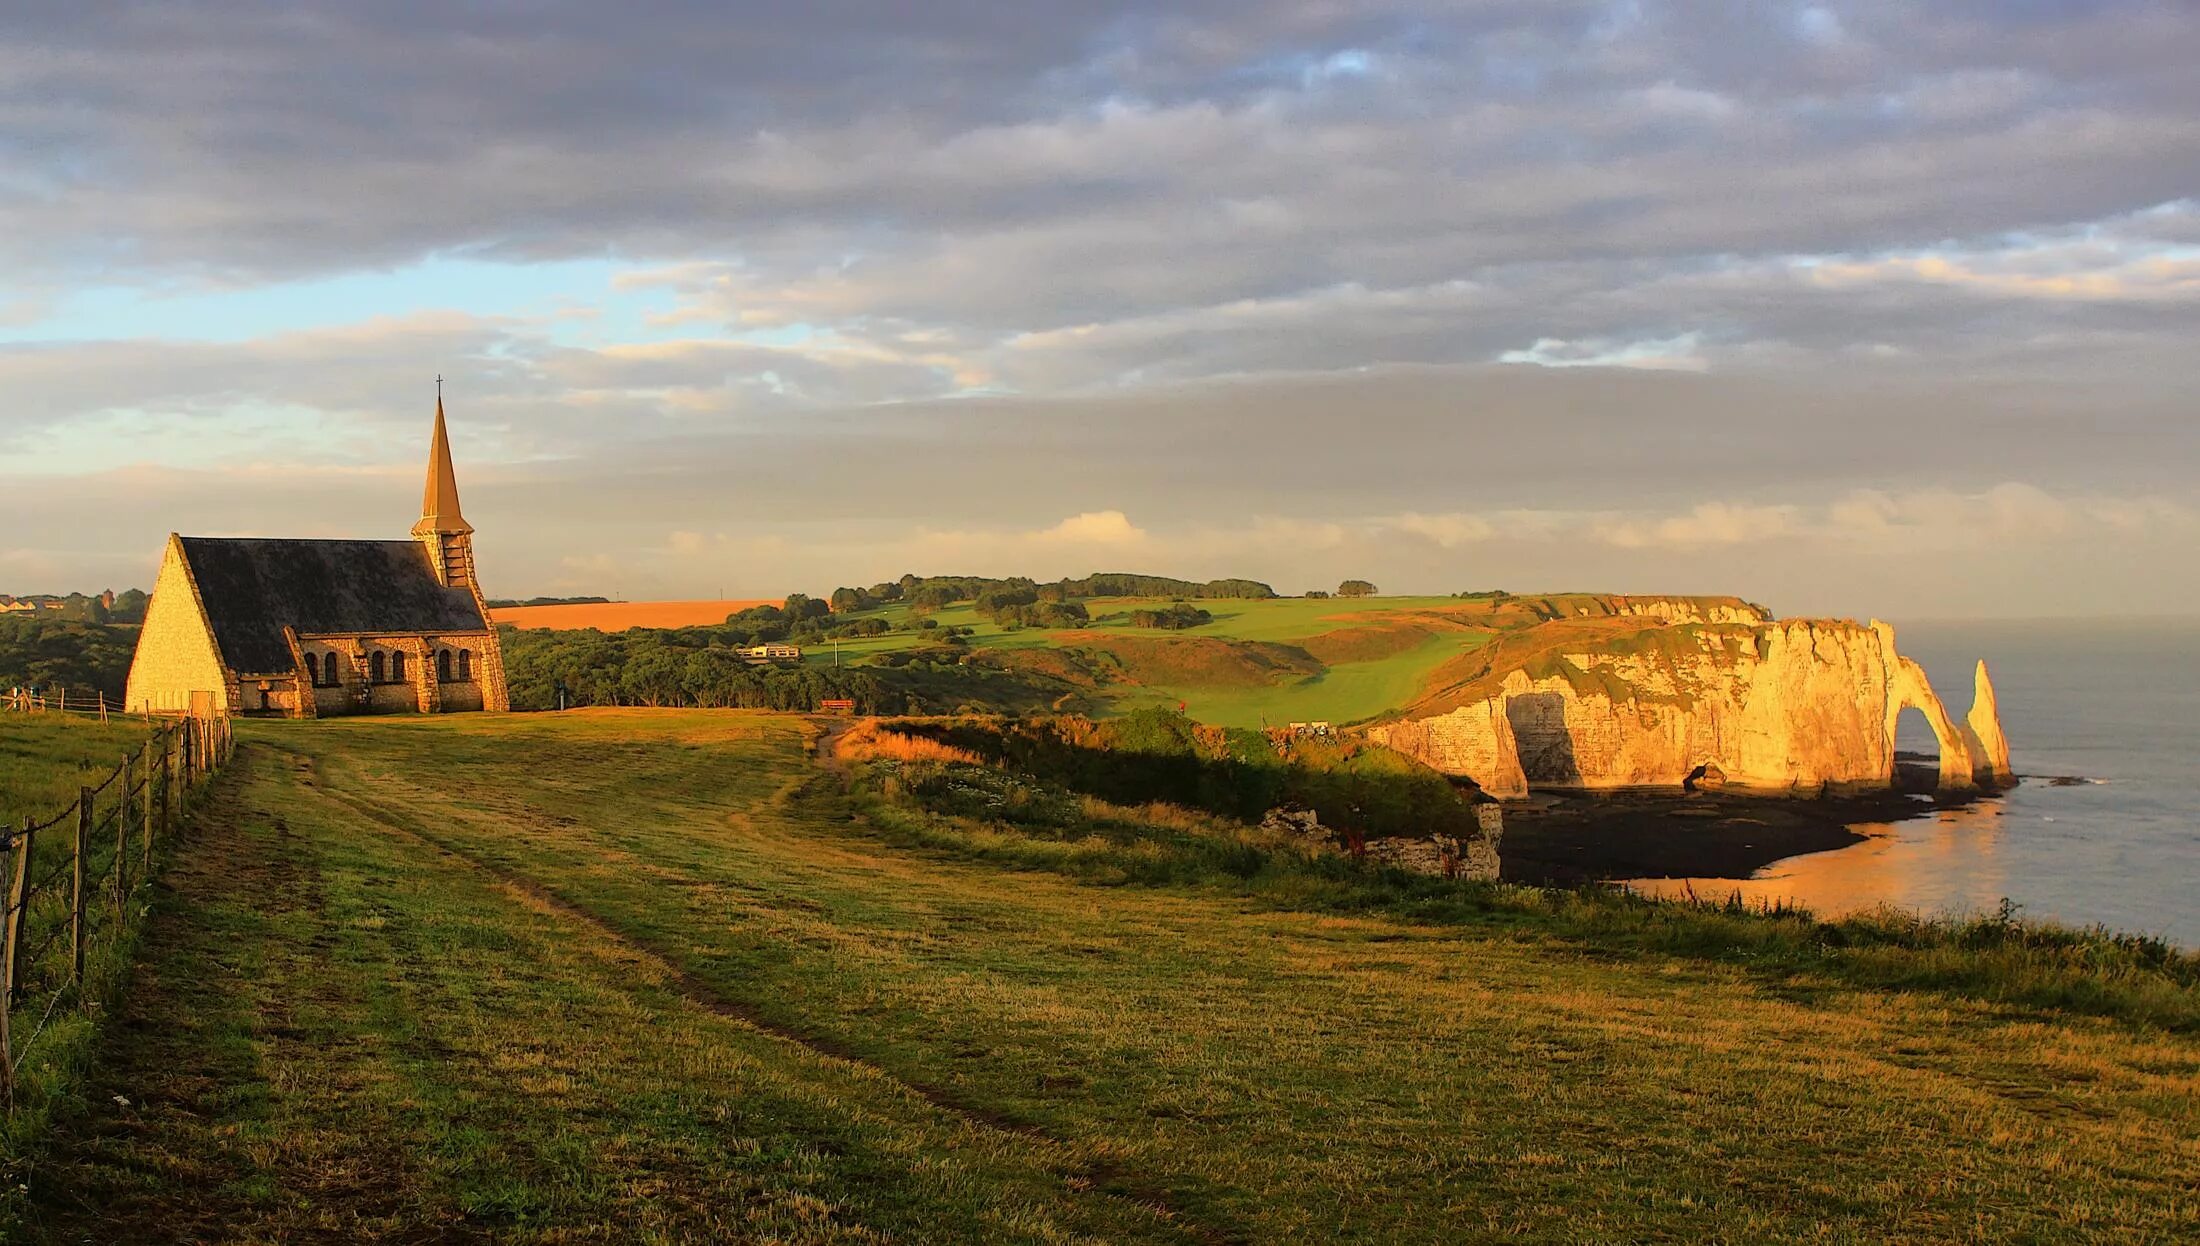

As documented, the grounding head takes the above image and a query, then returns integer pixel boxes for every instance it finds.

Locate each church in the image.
[125,397,510,717]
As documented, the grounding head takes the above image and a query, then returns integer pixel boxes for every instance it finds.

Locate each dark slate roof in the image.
[177,537,488,675]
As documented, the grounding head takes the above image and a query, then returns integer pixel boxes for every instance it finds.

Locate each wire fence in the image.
[1,711,234,1108]
[2,687,124,720]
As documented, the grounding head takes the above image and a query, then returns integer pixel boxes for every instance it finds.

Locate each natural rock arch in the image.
[1885,654,1976,792]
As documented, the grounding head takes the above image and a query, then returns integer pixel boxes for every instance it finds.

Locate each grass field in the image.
[13,711,2195,1242]
[827,595,1512,728]
[0,712,160,830]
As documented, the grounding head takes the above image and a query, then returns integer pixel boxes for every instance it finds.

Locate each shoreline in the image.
[1496,763,1971,886]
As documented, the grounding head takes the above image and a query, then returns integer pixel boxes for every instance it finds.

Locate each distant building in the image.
[740,643,803,665]
[124,396,509,717]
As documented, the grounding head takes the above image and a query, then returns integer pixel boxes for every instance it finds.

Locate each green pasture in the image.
[812,595,1499,728]
[1107,626,1485,726]
[12,711,2194,1242]
[0,713,159,830]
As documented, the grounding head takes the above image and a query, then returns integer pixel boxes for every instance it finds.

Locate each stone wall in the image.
[281,632,496,715]
[124,535,233,714]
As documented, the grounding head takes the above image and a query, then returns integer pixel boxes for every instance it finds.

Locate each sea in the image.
[1629,619,2200,949]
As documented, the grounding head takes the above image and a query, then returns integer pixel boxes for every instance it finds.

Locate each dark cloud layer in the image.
[2,2,2196,612]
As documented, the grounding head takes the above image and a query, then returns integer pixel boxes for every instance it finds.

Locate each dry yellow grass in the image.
[831,718,986,765]
[490,599,775,631]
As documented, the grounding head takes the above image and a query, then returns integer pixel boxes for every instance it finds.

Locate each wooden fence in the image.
[0,712,234,1107]
[3,687,122,720]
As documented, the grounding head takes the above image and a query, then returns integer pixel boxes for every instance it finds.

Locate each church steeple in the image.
[412,384,478,592]
[412,385,472,538]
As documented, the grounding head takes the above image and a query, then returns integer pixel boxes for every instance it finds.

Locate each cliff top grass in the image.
[813,592,1765,728]
[15,711,2193,1244]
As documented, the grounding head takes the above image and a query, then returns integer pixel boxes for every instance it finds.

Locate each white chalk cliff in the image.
[1369,619,2012,797]
[1961,659,2015,785]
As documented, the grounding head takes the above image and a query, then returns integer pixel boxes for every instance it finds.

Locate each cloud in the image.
[4,4,2200,616]
[1596,503,1799,549]
[1500,333,1708,372]
[1036,510,1148,545]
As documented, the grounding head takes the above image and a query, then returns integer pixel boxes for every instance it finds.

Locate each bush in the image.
[1127,603,1212,630]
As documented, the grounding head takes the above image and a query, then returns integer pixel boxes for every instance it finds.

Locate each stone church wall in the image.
[125,538,234,714]
[366,682,420,713]
[439,683,485,712]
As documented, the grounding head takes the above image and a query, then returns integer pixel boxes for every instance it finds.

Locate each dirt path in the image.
[18,742,1203,1244]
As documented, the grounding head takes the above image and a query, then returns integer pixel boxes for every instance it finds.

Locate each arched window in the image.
[437,649,452,681]
[370,652,386,683]
[457,649,472,680]
[323,652,340,686]
[392,650,408,681]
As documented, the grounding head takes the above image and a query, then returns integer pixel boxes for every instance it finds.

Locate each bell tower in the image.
[411,383,477,591]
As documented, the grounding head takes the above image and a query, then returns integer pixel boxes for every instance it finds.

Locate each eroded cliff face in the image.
[1962,660,2015,784]
[1369,695,1531,798]
[1369,619,2011,796]
[1601,596,1772,626]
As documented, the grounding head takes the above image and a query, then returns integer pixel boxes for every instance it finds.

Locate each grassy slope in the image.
[21,711,2197,1243]
[831,596,1502,728]
[0,713,158,830]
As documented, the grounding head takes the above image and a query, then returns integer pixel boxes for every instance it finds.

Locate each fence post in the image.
[72,787,89,989]
[143,737,158,876]
[116,754,133,911]
[162,733,175,836]
[5,820,31,1010]
[0,821,21,1108]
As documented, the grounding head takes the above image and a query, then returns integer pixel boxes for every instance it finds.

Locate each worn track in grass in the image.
[17,710,2200,1244]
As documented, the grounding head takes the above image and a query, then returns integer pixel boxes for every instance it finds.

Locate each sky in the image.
[2,1,2196,619]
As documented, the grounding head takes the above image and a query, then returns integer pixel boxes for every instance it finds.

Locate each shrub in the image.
[1127,603,1212,630]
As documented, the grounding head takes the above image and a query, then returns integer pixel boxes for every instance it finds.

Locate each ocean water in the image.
[1631,619,2200,948]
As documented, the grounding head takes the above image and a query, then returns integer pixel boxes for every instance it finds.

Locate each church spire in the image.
[412,380,473,537]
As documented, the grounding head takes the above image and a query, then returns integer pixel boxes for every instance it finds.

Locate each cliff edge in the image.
[1368,618,2011,797]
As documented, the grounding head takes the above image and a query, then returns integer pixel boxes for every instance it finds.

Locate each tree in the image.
[781,593,831,621]
[1336,579,1378,598]
[1127,603,1212,630]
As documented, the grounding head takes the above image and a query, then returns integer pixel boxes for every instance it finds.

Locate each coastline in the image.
[1497,764,1964,886]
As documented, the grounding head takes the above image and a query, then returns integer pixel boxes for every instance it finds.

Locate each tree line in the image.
[825,572,1277,614]
[0,616,140,701]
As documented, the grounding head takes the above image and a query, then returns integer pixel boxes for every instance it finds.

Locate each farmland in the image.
[10,711,2196,1242]
[856,594,1495,727]
[489,599,774,631]
[496,590,1758,728]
